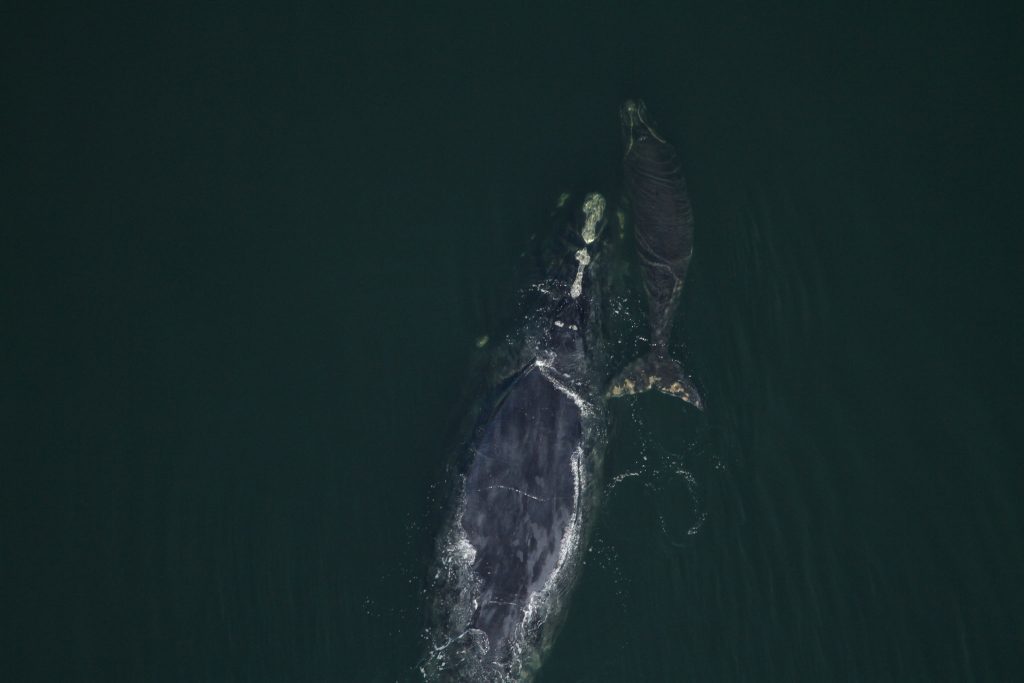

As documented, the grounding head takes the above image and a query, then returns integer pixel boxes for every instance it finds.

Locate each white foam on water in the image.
[519,443,585,651]
[533,356,594,419]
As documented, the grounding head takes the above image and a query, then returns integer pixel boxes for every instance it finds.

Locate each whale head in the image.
[620,98,667,156]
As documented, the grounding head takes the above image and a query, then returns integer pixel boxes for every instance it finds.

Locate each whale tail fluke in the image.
[606,352,704,411]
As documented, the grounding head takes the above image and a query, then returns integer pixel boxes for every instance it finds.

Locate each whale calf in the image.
[608,99,703,410]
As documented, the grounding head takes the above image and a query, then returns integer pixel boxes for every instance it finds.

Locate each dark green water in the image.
[4,2,1022,681]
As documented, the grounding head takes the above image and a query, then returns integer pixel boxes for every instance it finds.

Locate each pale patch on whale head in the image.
[580,193,605,244]
[570,248,590,299]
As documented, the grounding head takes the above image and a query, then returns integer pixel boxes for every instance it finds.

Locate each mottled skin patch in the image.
[607,377,636,397]
[607,353,704,410]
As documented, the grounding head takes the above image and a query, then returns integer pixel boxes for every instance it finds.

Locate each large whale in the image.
[423,194,612,681]
[608,99,704,410]
[423,100,704,680]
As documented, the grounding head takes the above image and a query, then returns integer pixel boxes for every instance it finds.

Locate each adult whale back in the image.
[608,99,704,410]
[422,194,611,682]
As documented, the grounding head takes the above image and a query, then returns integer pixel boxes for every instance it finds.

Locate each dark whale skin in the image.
[621,100,694,353]
[423,197,609,682]
[460,363,581,668]
[608,100,703,410]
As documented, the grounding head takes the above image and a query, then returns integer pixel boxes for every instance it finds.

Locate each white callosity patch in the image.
[569,190,603,299]
[569,248,590,299]
[580,192,605,244]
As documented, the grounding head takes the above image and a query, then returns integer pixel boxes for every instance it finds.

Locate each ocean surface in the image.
[4,2,1022,681]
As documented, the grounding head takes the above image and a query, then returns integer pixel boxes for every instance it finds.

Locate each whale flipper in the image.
[607,352,704,410]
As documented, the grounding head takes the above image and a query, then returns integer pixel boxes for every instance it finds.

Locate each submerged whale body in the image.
[609,99,704,410]
[423,194,610,681]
